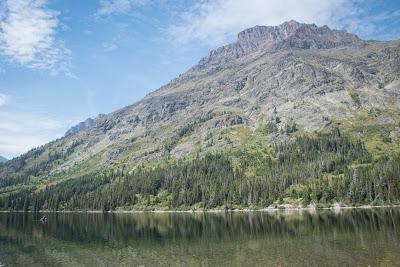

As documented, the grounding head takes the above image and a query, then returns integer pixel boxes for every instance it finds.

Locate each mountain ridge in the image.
[4,21,400,168]
[0,21,399,210]
[65,114,106,136]
[194,20,360,70]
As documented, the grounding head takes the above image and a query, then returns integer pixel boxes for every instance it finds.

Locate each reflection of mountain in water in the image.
[1,209,400,242]
[0,209,400,266]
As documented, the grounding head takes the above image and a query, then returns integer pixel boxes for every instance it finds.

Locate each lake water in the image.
[0,208,399,266]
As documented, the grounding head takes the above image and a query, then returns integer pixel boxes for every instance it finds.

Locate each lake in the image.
[0,208,399,266]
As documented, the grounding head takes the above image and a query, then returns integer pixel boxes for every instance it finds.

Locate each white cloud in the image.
[0,0,72,75]
[97,0,149,15]
[166,0,358,44]
[0,93,9,106]
[0,110,65,158]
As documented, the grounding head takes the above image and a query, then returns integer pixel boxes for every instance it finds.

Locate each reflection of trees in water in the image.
[0,208,399,244]
[0,209,399,267]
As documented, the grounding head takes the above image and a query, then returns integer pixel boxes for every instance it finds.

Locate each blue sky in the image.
[0,0,399,158]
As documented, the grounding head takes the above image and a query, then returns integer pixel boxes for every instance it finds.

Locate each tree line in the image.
[1,129,399,211]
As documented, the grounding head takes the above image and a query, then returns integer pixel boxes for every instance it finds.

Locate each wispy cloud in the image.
[0,0,72,75]
[96,0,150,16]
[341,9,400,40]
[166,0,360,45]
[0,110,66,158]
[0,93,9,106]
[103,40,118,51]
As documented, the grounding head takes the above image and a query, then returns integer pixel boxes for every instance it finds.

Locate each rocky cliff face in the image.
[1,21,399,181]
[196,20,360,69]
[65,114,105,136]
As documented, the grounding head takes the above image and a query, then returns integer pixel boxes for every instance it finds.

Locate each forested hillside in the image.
[1,129,399,211]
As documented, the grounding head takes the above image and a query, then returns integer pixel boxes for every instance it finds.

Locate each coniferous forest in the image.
[1,129,399,211]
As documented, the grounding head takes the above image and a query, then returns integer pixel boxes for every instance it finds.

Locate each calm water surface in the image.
[0,208,399,266]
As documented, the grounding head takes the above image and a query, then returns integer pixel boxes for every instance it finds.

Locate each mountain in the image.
[1,21,399,211]
[0,156,7,163]
[65,114,105,136]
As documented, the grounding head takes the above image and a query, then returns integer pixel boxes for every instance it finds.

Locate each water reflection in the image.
[0,209,399,266]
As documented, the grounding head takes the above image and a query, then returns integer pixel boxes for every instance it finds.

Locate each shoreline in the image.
[1,204,400,214]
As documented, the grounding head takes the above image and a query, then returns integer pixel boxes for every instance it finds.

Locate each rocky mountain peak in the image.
[65,114,106,136]
[197,20,360,69]
[279,20,303,35]
[236,20,302,48]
